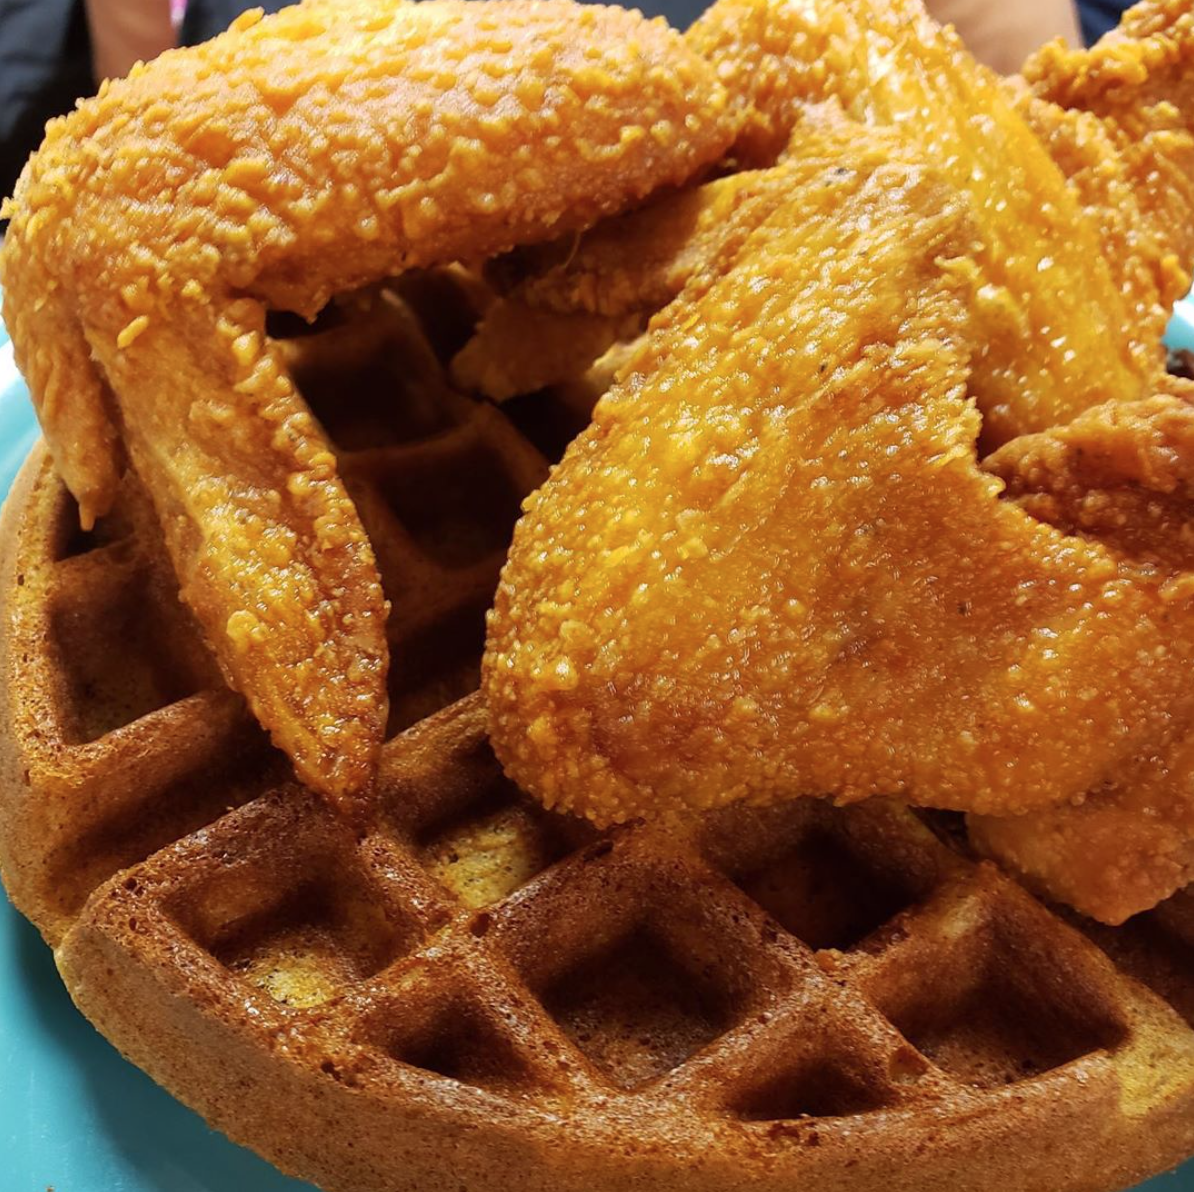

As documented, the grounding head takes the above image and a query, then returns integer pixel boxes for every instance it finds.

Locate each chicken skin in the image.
[485,0,1194,926]
[484,119,1194,831]
[0,0,736,812]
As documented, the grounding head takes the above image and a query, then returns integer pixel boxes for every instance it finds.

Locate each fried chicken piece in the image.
[460,122,855,401]
[483,121,1194,828]
[1011,94,1192,363]
[985,391,1194,572]
[450,300,642,403]
[969,740,1194,926]
[87,296,390,811]
[961,0,1194,921]
[1015,1,1194,363]
[686,0,1166,445]
[0,0,736,810]
[959,386,1194,923]
[462,158,819,408]
[681,0,1194,920]
[485,100,947,329]
[488,169,776,318]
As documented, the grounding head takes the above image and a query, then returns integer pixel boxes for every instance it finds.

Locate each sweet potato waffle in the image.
[1,285,1192,1192]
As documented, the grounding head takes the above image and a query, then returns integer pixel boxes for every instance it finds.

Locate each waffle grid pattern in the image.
[58,697,1194,1167]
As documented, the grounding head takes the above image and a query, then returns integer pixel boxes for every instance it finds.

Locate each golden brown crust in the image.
[2,4,1193,1186]
[686,0,1168,444]
[487,169,778,319]
[0,0,737,805]
[450,301,642,403]
[483,0,1194,923]
[1,0,733,519]
[964,395,1194,922]
[1016,0,1194,364]
[482,124,1194,832]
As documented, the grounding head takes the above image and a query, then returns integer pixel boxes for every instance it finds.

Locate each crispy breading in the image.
[550,334,649,423]
[484,0,1194,922]
[0,0,737,809]
[1017,0,1194,367]
[969,741,1194,926]
[687,0,1153,445]
[985,391,1194,571]
[483,122,1194,829]
[964,382,1194,923]
[488,170,776,318]
[450,301,641,403]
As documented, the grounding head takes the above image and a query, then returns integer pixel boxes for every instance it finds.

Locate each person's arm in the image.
[927,0,1082,73]
[82,0,175,82]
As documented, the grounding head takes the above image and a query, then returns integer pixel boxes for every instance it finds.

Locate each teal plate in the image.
[1171,295,1194,353]
[2,301,1194,1191]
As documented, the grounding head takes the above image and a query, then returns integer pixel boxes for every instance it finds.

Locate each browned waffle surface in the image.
[0,286,547,944]
[46,696,1194,1192]
[1,293,1193,1192]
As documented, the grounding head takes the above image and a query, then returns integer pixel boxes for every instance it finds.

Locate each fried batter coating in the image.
[488,169,777,318]
[483,121,1194,829]
[459,159,811,407]
[968,743,1194,927]
[478,0,1194,918]
[450,300,641,402]
[486,102,916,330]
[89,295,390,810]
[966,0,1194,920]
[0,0,736,807]
[1016,1,1194,364]
[687,0,1166,445]
[986,392,1194,571]
[961,387,1194,923]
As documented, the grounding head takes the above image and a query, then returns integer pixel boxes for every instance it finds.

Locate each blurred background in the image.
[0,0,1129,210]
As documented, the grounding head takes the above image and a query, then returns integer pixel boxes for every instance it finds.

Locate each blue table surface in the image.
[2,301,1193,1190]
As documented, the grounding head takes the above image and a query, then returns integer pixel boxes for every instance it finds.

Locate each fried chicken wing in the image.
[687,0,1179,445]
[0,0,736,810]
[483,120,1194,829]
[495,0,1194,436]
[966,1,1194,921]
[482,0,1194,921]
[1016,2,1194,361]
[958,381,1194,923]
[487,169,778,319]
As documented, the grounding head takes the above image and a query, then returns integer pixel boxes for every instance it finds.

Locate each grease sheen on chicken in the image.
[0,0,736,813]
[484,118,1194,824]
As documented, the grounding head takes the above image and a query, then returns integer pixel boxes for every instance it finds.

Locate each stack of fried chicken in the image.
[3,0,1194,928]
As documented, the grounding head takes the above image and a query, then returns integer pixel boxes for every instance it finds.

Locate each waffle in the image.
[1,289,1193,1192]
